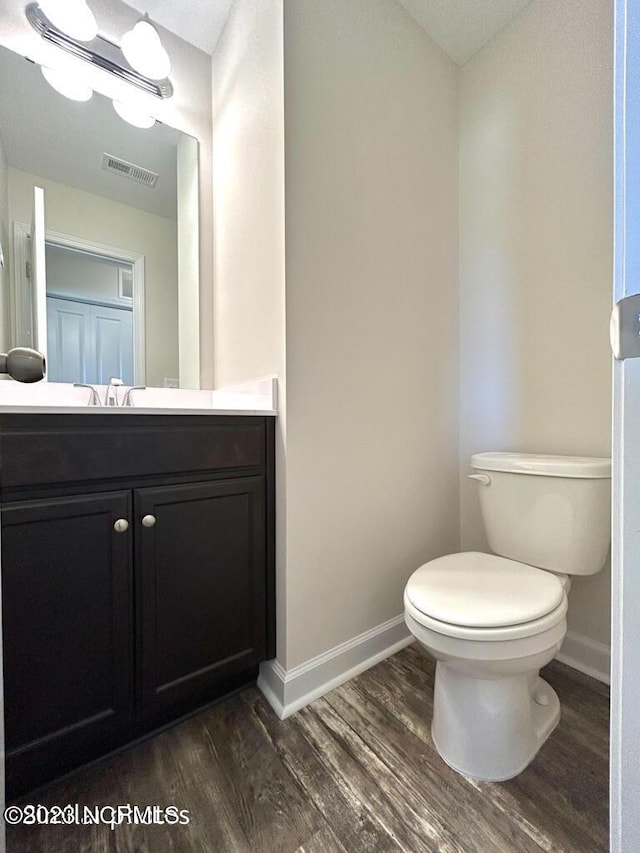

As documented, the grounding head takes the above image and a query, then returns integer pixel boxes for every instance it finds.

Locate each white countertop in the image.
[0,377,278,416]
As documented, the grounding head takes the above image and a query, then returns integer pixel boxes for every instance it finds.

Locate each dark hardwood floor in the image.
[7,644,609,853]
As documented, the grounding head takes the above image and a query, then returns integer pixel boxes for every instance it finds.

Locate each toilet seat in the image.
[405,552,568,642]
[405,591,567,642]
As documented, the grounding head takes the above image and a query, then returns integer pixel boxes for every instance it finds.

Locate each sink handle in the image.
[74,383,101,406]
[123,386,146,407]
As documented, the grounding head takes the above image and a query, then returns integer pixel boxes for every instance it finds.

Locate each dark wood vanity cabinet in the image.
[0,414,275,799]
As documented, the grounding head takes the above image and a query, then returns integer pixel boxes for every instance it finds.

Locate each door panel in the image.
[1,491,134,797]
[136,478,266,720]
[94,305,133,385]
[46,297,90,383]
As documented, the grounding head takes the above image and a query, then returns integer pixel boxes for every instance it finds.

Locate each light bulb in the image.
[112,99,156,130]
[41,66,93,102]
[39,0,98,42]
[121,19,171,80]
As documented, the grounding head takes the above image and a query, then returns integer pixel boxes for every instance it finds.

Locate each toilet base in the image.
[431,663,560,782]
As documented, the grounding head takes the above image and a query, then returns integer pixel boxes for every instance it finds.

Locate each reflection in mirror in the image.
[0,44,200,389]
[46,244,136,385]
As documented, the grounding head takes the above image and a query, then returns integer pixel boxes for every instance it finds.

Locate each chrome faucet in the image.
[106,377,124,407]
[122,386,146,407]
[74,383,101,406]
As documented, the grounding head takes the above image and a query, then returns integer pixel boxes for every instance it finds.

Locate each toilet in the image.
[404,451,611,782]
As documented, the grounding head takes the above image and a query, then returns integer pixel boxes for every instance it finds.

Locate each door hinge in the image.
[25,260,31,280]
[611,294,640,359]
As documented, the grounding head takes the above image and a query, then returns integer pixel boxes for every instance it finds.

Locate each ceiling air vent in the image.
[101,153,159,188]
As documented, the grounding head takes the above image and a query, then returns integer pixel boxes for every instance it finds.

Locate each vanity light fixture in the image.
[41,65,93,102]
[26,2,174,101]
[38,0,98,42]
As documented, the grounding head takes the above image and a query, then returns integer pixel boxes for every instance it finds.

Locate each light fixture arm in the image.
[25,3,173,100]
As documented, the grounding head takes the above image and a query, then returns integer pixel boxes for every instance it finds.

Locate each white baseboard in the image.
[257,615,413,719]
[257,621,609,720]
[556,630,611,685]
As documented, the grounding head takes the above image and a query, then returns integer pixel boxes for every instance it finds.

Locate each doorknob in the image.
[141,514,156,528]
[114,518,129,533]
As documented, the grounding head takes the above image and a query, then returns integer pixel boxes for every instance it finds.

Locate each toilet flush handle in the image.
[468,473,492,486]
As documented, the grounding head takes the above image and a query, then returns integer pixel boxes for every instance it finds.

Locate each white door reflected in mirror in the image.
[45,243,136,385]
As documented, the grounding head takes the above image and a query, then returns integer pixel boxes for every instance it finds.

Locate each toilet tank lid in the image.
[470,452,611,479]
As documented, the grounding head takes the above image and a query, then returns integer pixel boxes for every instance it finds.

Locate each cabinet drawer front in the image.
[0,415,266,491]
[135,478,266,718]
[2,491,134,797]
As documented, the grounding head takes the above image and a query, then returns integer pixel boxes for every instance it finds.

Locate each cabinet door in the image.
[2,492,133,798]
[136,478,266,720]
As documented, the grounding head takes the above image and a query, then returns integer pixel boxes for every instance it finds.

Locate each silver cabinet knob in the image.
[141,514,156,528]
[114,519,129,533]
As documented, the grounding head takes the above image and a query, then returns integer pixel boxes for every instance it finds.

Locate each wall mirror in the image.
[0,43,200,390]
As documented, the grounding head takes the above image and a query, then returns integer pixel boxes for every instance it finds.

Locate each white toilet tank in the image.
[470,452,611,576]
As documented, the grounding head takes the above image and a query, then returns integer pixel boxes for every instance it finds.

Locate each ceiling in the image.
[397,0,533,64]
[122,0,532,65]
[0,44,182,219]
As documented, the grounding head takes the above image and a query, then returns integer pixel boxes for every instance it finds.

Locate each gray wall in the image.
[282,0,460,668]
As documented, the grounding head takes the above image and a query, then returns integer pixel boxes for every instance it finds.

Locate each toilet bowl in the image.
[405,552,568,780]
[404,452,611,781]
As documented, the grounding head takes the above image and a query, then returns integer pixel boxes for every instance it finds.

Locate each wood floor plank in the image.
[112,724,218,853]
[196,692,323,852]
[502,736,609,852]
[543,663,610,735]
[545,702,609,763]
[247,690,402,853]
[296,698,456,853]
[295,826,351,853]
[545,660,610,699]
[356,656,436,743]
[161,715,253,853]
[7,757,125,853]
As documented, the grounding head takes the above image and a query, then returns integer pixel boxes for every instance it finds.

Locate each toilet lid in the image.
[405,552,565,628]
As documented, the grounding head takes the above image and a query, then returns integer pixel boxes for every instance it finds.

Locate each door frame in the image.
[611,0,640,850]
[11,223,146,385]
